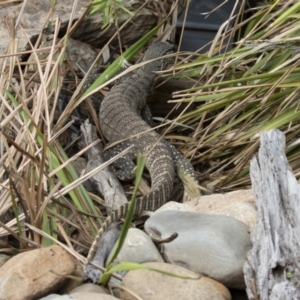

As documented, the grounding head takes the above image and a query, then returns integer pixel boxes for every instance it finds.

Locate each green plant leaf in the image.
[99,154,146,285]
[100,261,200,284]
[81,23,164,100]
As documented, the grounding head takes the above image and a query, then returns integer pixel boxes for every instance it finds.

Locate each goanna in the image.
[85,42,200,269]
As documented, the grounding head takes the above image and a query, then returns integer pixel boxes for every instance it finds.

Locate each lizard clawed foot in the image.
[83,263,104,283]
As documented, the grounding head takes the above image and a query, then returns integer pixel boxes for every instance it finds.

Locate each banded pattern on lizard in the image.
[85,42,200,268]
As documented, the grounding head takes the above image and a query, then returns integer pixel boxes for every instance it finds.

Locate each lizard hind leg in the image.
[104,142,137,181]
[166,143,201,200]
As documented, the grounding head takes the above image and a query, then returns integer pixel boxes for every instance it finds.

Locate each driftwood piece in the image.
[80,119,127,214]
[244,130,300,299]
[80,120,127,282]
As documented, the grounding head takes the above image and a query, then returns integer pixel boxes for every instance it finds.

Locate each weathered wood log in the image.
[80,120,127,282]
[244,129,300,299]
[80,119,128,214]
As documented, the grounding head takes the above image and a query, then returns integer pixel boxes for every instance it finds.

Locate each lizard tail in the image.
[142,143,176,211]
[85,202,130,264]
[86,143,175,265]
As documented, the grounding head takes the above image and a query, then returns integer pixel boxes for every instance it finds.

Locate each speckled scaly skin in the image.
[85,42,200,267]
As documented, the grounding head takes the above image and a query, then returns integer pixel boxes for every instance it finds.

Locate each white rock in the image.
[186,189,257,228]
[154,201,197,214]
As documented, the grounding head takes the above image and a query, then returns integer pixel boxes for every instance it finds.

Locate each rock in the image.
[113,228,164,265]
[71,292,119,300]
[230,289,249,300]
[69,283,109,295]
[0,0,159,64]
[39,293,118,300]
[186,189,257,228]
[31,38,102,74]
[201,277,232,300]
[0,254,10,268]
[145,211,251,288]
[0,0,85,63]
[106,228,165,298]
[0,245,76,300]
[62,264,83,294]
[39,295,71,300]
[70,3,158,49]
[121,262,231,300]
[154,201,197,213]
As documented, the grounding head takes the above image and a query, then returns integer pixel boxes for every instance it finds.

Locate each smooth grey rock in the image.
[105,228,164,299]
[145,211,252,288]
[113,228,164,265]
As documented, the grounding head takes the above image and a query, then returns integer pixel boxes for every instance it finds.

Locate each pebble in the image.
[145,210,252,288]
[121,262,231,300]
[0,245,76,300]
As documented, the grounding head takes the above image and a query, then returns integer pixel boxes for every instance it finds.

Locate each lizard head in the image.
[140,42,176,73]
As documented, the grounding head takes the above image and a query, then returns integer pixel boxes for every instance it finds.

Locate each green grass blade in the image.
[100,261,200,283]
[81,23,163,100]
[99,154,146,285]
[5,90,100,235]
[9,182,22,236]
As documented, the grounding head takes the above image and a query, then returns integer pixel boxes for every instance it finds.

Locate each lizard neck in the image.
[136,69,157,84]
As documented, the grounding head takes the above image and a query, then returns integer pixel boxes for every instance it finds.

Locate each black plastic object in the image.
[177,0,239,53]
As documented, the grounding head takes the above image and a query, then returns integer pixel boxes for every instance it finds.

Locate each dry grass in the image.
[1,0,300,259]
[0,0,182,258]
[162,0,300,191]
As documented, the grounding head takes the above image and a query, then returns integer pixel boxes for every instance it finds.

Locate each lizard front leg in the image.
[104,140,137,181]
